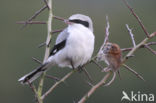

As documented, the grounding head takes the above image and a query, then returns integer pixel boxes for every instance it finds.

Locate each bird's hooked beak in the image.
[64,19,73,25]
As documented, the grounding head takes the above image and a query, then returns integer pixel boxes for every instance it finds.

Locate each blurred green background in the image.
[0,0,156,103]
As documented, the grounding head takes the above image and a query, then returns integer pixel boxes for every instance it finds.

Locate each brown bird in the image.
[102,42,122,72]
[97,42,122,86]
[97,42,145,85]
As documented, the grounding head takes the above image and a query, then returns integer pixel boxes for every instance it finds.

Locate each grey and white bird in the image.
[18,14,95,84]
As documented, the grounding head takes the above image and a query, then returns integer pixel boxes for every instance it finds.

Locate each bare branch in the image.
[37,0,53,102]
[32,57,42,64]
[82,67,93,82]
[45,75,60,81]
[122,41,156,52]
[41,59,93,99]
[122,0,150,38]
[103,15,110,45]
[122,64,145,81]
[85,80,94,87]
[41,70,76,99]
[146,42,156,46]
[38,42,46,48]
[37,29,63,48]
[51,29,63,34]
[17,21,46,24]
[96,16,110,62]
[121,47,132,52]
[27,81,40,103]
[126,24,136,47]
[105,72,116,86]
[122,32,156,59]
[22,5,48,28]
[53,15,66,21]
[91,60,104,70]
[144,45,156,55]
[78,72,112,103]
[42,0,50,10]
[149,32,156,38]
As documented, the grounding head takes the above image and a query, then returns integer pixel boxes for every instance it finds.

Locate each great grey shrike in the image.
[18,14,95,84]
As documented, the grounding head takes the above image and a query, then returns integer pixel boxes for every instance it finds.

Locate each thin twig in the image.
[122,64,145,81]
[41,70,76,99]
[53,15,66,21]
[22,5,48,28]
[105,72,116,86]
[125,55,135,60]
[96,16,110,62]
[126,24,136,47]
[85,80,94,87]
[122,41,156,52]
[38,42,46,48]
[122,0,150,38]
[91,60,104,70]
[38,29,63,48]
[45,75,60,81]
[51,29,63,34]
[78,72,112,103]
[144,45,156,55]
[146,42,156,46]
[17,21,46,24]
[32,57,42,64]
[122,32,156,60]
[43,0,50,10]
[82,67,93,82]
[149,32,156,38]
[27,81,40,103]
[103,15,110,45]
[121,47,132,52]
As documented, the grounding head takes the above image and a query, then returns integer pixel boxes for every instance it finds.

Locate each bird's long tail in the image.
[18,62,50,84]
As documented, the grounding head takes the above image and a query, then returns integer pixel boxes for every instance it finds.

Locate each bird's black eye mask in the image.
[69,19,89,28]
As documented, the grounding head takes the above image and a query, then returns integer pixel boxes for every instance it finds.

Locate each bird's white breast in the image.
[54,24,94,68]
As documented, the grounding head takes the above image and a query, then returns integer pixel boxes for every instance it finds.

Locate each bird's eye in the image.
[111,46,116,50]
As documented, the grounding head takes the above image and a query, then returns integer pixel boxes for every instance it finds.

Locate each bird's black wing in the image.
[49,39,67,56]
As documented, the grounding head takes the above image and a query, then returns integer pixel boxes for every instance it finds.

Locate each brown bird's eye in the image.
[111,46,117,51]
[111,46,115,49]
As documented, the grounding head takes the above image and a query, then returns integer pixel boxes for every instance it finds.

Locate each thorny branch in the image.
[17,21,46,24]
[32,57,42,64]
[22,5,48,28]
[37,0,53,103]
[122,0,150,38]
[144,45,156,55]
[27,81,40,103]
[41,70,76,99]
[42,0,50,10]
[78,0,156,103]
[78,72,112,103]
[18,0,156,103]
[122,64,145,81]
[121,41,156,52]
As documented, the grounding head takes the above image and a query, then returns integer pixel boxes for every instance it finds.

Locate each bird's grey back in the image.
[55,28,69,44]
